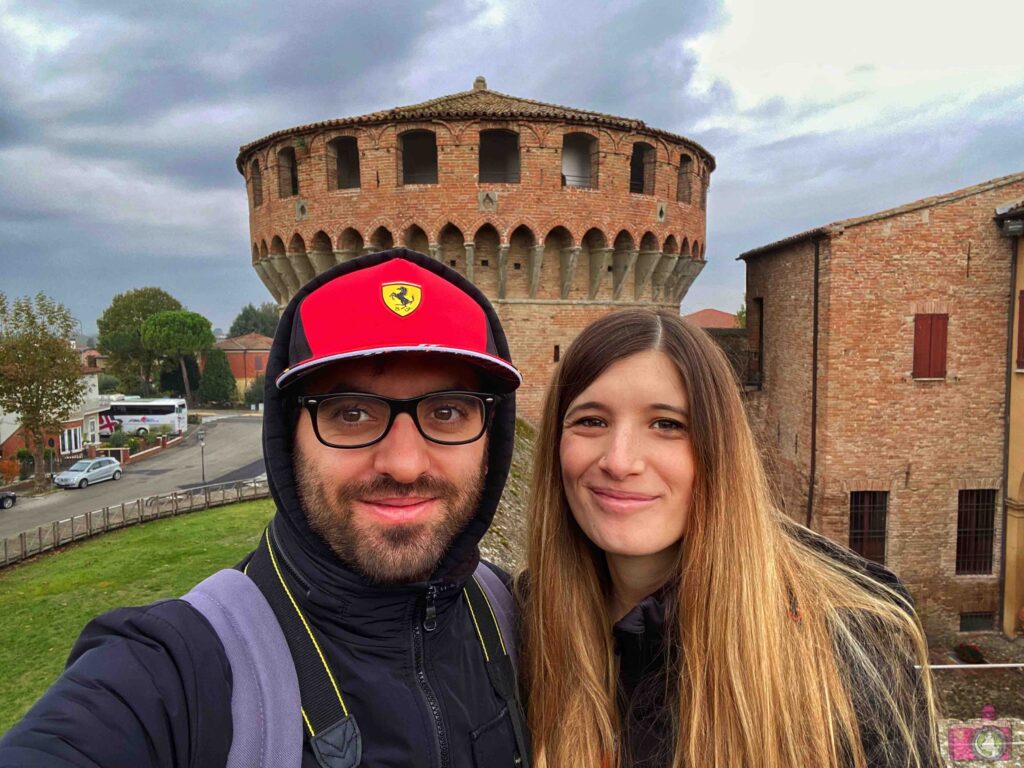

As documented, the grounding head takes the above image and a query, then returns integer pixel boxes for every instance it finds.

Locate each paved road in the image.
[0,416,264,539]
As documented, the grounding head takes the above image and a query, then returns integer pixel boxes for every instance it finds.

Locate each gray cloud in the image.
[1,0,1021,332]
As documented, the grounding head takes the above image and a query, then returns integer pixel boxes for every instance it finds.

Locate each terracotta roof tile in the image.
[216,332,274,351]
[237,80,714,171]
[682,308,739,329]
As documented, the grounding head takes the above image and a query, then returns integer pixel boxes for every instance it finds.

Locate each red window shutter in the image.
[930,314,948,378]
[913,315,932,378]
[1017,291,1024,369]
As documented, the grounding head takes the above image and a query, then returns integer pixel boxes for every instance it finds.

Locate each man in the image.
[0,250,526,767]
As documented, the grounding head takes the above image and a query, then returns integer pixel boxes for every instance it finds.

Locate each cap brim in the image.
[275,345,522,393]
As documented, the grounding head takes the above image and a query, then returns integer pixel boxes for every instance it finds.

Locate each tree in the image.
[736,301,746,329]
[229,302,279,338]
[159,355,201,397]
[0,293,87,492]
[97,288,182,395]
[197,348,237,403]
[141,311,215,406]
[245,374,266,406]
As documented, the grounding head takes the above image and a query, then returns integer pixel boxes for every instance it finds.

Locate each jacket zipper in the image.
[413,585,449,768]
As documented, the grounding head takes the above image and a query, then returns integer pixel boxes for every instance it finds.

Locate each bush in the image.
[127,437,141,454]
[244,374,265,406]
[187,413,202,425]
[15,448,31,461]
[108,430,129,448]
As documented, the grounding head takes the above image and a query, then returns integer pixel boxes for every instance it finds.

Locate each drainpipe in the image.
[806,238,822,529]
[998,224,1019,635]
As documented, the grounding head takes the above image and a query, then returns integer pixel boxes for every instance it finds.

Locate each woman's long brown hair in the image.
[520,308,940,768]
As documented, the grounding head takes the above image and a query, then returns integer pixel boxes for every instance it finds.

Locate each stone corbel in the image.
[560,246,581,300]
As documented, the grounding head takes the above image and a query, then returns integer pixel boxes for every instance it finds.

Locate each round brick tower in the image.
[236,76,714,419]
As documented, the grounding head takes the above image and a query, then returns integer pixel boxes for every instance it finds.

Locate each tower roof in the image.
[237,77,714,171]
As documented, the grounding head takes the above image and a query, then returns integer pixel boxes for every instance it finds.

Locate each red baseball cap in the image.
[276,255,521,392]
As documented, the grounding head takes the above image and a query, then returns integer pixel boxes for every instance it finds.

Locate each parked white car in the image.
[54,457,123,489]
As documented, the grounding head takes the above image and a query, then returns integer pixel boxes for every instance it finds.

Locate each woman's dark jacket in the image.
[0,250,523,768]
[612,532,941,768]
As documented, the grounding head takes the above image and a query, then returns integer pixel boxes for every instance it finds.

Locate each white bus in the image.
[104,398,188,436]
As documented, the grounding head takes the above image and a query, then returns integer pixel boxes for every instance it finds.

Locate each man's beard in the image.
[293,449,486,584]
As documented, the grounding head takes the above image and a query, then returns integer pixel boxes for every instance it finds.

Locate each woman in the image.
[520,308,941,768]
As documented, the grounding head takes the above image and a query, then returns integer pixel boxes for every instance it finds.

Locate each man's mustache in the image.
[335,475,457,500]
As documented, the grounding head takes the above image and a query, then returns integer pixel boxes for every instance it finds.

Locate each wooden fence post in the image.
[52,521,59,549]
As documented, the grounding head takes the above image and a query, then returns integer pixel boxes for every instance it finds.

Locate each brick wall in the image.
[240,115,711,424]
[745,176,1024,634]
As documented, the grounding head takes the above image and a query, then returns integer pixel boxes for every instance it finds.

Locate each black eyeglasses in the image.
[298,390,500,449]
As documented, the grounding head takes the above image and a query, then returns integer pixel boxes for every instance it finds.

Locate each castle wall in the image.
[240,112,711,423]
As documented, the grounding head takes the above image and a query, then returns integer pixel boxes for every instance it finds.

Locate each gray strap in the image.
[184,569,303,768]
[473,561,518,671]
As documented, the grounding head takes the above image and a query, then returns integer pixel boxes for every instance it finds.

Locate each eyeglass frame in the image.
[297,390,501,449]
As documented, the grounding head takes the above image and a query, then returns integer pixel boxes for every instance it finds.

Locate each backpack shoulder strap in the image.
[466,561,531,768]
[183,568,302,768]
[472,560,519,670]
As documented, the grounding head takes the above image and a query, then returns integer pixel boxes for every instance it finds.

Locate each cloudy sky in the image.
[2,0,1023,334]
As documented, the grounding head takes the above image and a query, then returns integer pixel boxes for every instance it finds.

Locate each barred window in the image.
[849,491,887,564]
[959,612,995,632]
[955,489,996,574]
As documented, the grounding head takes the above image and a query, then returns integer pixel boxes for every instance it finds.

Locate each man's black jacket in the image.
[0,250,522,768]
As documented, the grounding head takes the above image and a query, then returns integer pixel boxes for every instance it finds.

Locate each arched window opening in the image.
[561,133,598,189]
[398,130,438,185]
[700,169,709,210]
[338,228,364,259]
[439,224,465,274]
[478,129,520,183]
[370,226,394,252]
[630,142,655,195]
[403,224,429,254]
[327,137,361,190]
[250,160,263,207]
[277,147,298,198]
[677,154,692,204]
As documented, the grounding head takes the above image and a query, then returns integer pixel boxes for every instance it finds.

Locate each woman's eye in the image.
[570,416,605,428]
[652,418,685,431]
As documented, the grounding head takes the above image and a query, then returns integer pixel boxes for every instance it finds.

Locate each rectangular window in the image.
[254,357,263,372]
[959,612,995,632]
[849,491,887,564]
[956,489,997,574]
[912,313,948,378]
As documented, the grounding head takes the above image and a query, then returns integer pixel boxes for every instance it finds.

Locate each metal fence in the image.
[1,478,271,569]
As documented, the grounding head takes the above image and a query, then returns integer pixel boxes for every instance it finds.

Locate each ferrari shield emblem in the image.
[382,282,422,317]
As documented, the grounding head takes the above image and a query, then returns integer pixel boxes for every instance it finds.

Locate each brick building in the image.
[235,77,714,419]
[741,171,1024,636]
[214,333,273,397]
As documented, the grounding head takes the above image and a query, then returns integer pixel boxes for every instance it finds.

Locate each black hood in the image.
[261,248,517,588]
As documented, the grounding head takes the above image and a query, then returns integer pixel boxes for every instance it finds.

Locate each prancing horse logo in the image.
[381,282,422,317]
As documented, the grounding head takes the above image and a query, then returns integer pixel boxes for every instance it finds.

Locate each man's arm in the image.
[0,599,233,768]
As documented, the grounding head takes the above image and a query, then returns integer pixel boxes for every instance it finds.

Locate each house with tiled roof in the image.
[739,170,1024,637]
[215,333,273,397]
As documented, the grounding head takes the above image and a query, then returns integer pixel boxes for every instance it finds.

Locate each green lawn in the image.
[0,498,275,734]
